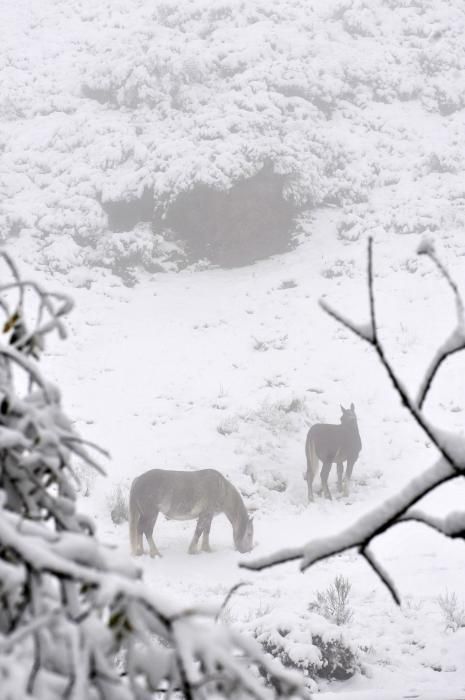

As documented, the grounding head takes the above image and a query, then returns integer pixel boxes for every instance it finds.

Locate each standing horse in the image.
[305,403,362,502]
[129,468,254,556]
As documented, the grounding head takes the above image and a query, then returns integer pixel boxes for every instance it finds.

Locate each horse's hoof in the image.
[149,551,162,559]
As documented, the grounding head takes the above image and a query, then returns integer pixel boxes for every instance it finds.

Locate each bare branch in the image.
[361,546,400,605]
[416,238,465,409]
[243,238,465,608]
[216,582,251,622]
[319,299,374,343]
[242,460,458,573]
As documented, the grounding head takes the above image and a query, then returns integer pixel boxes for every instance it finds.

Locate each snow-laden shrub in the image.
[277,279,298,290]
[107,482,129,525]
[252,335,288,352]
[309,575,354,626]
[321,258,355,279]
[437,591,465,632]
[84,224,187,281]
[243,396,308,436]
[243,463,287,493]
[217,415,240,436]
[251,609,361,683]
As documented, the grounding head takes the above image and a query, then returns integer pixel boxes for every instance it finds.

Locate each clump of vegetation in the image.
[309,575,354,626]
[252,334,288,352]
[108,482,129,524]
[437,591,465,632]
[321,258,355,279]
[244,396,307,436]
[277,279,298,290]
[243,463,287,493]
[252,608,360,685]
[217,415,240,436]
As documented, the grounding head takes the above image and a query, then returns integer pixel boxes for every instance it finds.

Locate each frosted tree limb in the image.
[360,545,400,605]
[242,238,465,606]
[416,237,465,410]
[321,237,464,473]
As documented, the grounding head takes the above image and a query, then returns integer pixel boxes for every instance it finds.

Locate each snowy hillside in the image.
[2,0,465,273]
[31,217,465,698]
[3,0,465,697]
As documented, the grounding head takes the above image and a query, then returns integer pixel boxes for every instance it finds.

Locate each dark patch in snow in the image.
[159,166,299,268]
[102,189,155,233]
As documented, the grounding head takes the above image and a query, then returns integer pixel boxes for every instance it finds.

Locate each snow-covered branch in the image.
[243,239,465,604]
[416,237,465,410]
[0,255,306,700]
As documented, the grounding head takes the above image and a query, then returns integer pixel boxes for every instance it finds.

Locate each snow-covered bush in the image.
[243,463,287,494]
[0,253,304,699]
[217,415,240,436]
[107,482,130,525]
[84,224,187,281]
[243,396,307,436]
[251,609,360,684]
[309,575,354,626]
[252,335,288,352]
[437,592,465,632]
[321,259,355,279]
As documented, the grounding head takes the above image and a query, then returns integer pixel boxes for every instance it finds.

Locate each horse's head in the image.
[235,515,254,553]
[340,403,357,425]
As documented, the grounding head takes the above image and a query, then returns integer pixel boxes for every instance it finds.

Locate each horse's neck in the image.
[340,420,361,449]
[223,481,247,533]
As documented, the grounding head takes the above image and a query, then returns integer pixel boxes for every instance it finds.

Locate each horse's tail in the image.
[305,431,318,481]
[129,479,140,555]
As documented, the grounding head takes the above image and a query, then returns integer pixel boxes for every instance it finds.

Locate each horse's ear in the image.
[350,402,355,411]
[340,404,346,413]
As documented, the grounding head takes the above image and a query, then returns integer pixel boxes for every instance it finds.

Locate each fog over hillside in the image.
[2,0,465,277]
[2,1,465,699]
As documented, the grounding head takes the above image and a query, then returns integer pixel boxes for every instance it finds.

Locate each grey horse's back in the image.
[130,468,229,519]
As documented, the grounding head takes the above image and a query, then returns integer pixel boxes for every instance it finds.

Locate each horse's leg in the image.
[201,514,213,553]
[136,515,146,556]
[188,515,206,555]
[320,460,333,500]
[344,457,357,495]
[306,467,315,502]
[144,511,161,558]
[305,436,317,503]
[337,463,344,493]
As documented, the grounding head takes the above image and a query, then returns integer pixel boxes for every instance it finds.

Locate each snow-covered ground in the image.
[4,0,465,694]
[22,217,465,698]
